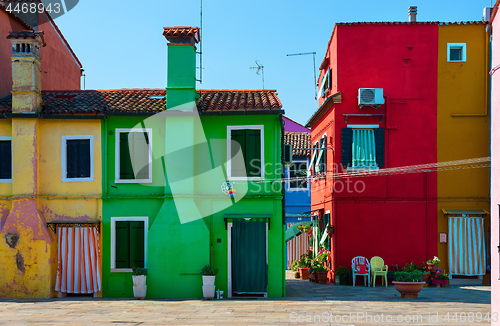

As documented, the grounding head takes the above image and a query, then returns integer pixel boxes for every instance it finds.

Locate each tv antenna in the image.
[196,0,203,83]
[286,52,317,99]
[250,60,265,89]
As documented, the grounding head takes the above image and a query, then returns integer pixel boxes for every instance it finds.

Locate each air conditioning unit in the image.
[358,88,385,109]
[484,7,493,22]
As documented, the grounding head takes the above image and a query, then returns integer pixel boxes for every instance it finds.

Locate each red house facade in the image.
[306,22,439,272]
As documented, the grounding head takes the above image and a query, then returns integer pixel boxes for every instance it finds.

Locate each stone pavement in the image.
[0,272,491,325]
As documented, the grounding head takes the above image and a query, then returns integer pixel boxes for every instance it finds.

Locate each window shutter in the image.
[119,132,134,179]
[0,140,11,180]
[115,221,131,268]
[129,221,145,268]
[78,140,91,178]
[374,128,385,168]
[66,140,77,178]
[341,128,353,167]
[231,129,246,177]
[245,129,261,177]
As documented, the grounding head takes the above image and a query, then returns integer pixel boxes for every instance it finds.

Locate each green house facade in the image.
[101,27,285,298]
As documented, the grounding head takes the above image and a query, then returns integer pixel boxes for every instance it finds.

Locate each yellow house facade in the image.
[437,22,490,284]
[0,31,102,298]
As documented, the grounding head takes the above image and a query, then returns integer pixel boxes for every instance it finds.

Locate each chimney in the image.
[163,26,200,110]
[7,31,45,113]
[408,6,417,22]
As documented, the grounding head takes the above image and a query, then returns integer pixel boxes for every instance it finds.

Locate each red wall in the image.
[311,23,439,272]
[0,10,81,98]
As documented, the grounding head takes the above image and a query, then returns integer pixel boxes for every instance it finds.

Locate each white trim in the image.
[227,125,265,181]
[447,43,467,62]
[115,128,153,184]
[110,216,148,270]
[315,133,327,174]
[286,159,310,192]
[227,222,232,298]
[0,137,12,183]
[61,135,94,183]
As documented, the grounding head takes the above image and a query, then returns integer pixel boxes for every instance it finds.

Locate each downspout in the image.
[103,117,108,195]
[280,114,286,297]
[451,30,490,117]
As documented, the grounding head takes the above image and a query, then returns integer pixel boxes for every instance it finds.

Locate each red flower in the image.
[431,278,434,281]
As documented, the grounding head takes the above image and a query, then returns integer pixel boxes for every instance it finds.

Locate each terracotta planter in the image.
[393,281,426,299]
[294,271,300,279]
[423,273,430,283]
[299,268,309,280]
[317,271,328,284]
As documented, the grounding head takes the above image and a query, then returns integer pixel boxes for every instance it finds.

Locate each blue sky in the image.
[54,0,493,126]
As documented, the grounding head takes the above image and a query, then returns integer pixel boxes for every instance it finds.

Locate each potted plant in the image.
[297,224,312,234]
[313,261,329,284]
[291,259,300,279]
[335,266,349,285]
[201,265,218,300]
[430,270,449,287]
[297,251,313,280]
[426,256,440,273]
[393,270,426,298]
[132,267,148,300]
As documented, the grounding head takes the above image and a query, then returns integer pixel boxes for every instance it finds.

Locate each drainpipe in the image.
[280,114,286,297]
[103,117,108,195]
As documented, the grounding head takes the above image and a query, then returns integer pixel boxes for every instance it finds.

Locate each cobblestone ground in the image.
[0,272,491,325]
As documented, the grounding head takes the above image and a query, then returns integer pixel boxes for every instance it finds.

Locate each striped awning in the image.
[55,227,102,294]
[448,217,486,276]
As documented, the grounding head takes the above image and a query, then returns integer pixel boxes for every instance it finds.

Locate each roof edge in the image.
[305,92,341,128]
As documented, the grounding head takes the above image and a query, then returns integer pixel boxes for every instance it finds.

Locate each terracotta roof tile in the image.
[163,26,200,43]
[284,132,311,158]
[0,89,283,114]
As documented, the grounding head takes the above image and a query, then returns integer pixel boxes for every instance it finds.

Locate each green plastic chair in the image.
[370,256,388,287]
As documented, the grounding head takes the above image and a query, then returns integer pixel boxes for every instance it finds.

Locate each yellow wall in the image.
[437,24,490,279]
[0,118,102,298]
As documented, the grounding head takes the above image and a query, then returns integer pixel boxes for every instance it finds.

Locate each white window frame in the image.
[447,43,467,62]
[115,128,153,184]
[308,141,319,178]
[286,159,310,192]
[227,125,265,181]
[110,216,148,272]
[61,135,94,183]
[0,136,12,183]
[315,133,327,175]
[347,124,380,172]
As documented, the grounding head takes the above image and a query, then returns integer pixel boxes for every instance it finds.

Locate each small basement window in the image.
[447,43,466,62]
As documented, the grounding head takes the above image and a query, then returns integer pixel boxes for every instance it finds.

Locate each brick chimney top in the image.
[7,31,45,46]
[163,26,200,44]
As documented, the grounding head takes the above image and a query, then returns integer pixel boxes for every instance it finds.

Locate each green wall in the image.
[101,114,285,298]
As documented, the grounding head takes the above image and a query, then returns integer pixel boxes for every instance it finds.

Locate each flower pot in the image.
[423,273,430,283]
[298,268,309,280]
[202,285,215,299]
[339,276,348,285]
[202,275,216,286]
[294,271,300,279]
[133,285,147,299]
[317,271,328,284]
[393,281,426,299]
[132,275,146,286]
[309,271,318,283]
[432,279,447,287]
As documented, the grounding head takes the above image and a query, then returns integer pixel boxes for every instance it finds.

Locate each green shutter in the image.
[119,132,134,179]
[245,129,261,177]
[374,128,385,168]
[341,128,352,167]
[115,221,130,268]
[129,221,145,268]
[231,130,246,177]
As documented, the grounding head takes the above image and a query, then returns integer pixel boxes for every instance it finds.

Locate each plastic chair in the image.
[351,256,370,287]
[370,256,388,287]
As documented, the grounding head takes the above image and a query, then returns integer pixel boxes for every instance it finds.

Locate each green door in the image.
[231,219,267,294]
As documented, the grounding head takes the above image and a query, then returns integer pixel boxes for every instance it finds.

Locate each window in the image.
[0,137,12,182]
[342,125,384,170]
[287,161,308,190]
[447,43,466,62]
[309,135,327,178]
[227,125,264,180]
[115,129,152,183]
[319,68,331,98]
[110,216,148,270]
[61,136,93,182]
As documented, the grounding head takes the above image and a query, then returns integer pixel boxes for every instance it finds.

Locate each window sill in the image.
[347,167,379,171]
[62,177,94,183]
[227,177,264,181]
[110,268,133,273]
[114,179,153,184]
[0,179,12,183]
[447,60,466,63]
